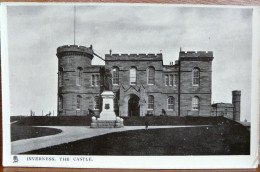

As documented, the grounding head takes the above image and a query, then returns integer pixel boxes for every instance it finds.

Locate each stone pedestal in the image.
[91,91,124,128]
[99,91,116,120]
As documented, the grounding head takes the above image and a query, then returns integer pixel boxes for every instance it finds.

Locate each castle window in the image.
[148,67,155,85]
[112,67,119,85]
[59,95,63,110]
[68,57,72,65]
[192,96,199,110]
[167,96,174,110]
[59,67,64,87]
[224,109,228,116]
[174,74,178,86]
[148,95,154,110]
[96,75,100,86]
[94,96,99,110]
[192,68,200,86]
[165,74,169,86]
[91,74,100,86]
[169,74,173,86]
[76,95,82,110]
[130,67,137,85]
[76,67,82,86]
[91,75,96,86]
[165,74,175,86]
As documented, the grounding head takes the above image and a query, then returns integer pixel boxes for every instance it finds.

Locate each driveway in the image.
[12,125,210,154]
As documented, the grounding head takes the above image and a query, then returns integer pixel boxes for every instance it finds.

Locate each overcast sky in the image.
[6,4,252,121]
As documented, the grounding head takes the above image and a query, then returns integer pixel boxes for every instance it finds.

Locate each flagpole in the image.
[74,6,76,45]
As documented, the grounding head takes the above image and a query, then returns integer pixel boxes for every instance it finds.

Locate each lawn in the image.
[11,116,237,126]
[11,116,92,126]
[24,123,250,155]
[11,125,62,142]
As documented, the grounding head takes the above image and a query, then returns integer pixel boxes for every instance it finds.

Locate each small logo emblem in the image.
[13,155,18,163]
[105,104,110,109]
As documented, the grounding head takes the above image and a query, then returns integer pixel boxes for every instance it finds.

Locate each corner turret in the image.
[56,45,95,116]
[57,45,94,62]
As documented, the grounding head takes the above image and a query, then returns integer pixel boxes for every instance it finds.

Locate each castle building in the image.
[56,45,241,121]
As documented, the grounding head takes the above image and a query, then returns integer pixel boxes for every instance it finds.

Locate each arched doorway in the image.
[128,94,140,117]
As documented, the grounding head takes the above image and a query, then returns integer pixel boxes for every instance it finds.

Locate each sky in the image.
[6,4,252,121]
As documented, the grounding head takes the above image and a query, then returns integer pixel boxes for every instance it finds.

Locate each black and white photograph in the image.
[1,3,259,169]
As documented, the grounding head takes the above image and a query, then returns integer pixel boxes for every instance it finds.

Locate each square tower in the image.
[178,51,214,116]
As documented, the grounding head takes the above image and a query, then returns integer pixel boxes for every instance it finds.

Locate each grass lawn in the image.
[11,116,92,126]
[24,123,250,155]
[11,116,237,126]
[11,125,62,142]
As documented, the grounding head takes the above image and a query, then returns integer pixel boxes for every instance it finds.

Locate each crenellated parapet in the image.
[105,53,162,61]
[56,45,94,59]
[179,51,214,61]
[232,90,241,95]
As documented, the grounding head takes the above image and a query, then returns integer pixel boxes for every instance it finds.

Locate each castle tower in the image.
[56,45,94,116]
[178,51,214,117]
[232,90,241,121]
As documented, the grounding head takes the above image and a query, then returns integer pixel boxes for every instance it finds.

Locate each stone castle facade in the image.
[57,45,241,121]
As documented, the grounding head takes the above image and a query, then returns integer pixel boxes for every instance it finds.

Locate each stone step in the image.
[91,120,124,128]
[96,120,117,124]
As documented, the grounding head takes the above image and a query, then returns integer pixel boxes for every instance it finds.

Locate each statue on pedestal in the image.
[101,68,112,91]
[91,68,124,128]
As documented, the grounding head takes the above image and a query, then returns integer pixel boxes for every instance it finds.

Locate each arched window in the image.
[148,67,155,85]
[59,67,64,86]
[192,68,200,86]
[94,96,99,110]
[192,96,199,110]
[168,96,174,110]
[148,95,154,110]
[112,67,119,85]
[76,95,82,110]
[130,67,137,85]
[224,109,228,116]
[76,67,82,86]
[59,95,63,110]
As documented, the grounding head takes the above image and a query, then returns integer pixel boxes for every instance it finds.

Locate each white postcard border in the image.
[1,3,259,169]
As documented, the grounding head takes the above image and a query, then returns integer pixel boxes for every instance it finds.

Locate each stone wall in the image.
[179,51,213,117]
[57,46,216,118]
[57,45,102,116]
[211,103,234,119]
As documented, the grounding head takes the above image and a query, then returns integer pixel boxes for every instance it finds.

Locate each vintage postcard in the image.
[1,3,259,169]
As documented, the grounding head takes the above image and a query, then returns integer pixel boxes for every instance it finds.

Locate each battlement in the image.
[179,51,213,58]
[57,45,93,57]
[232,90,241,95]
[105,53,162,61]
[179,51,214,61]
[57,45,93,54]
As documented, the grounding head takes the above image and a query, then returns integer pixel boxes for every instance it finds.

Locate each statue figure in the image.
[103,68,113,91]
